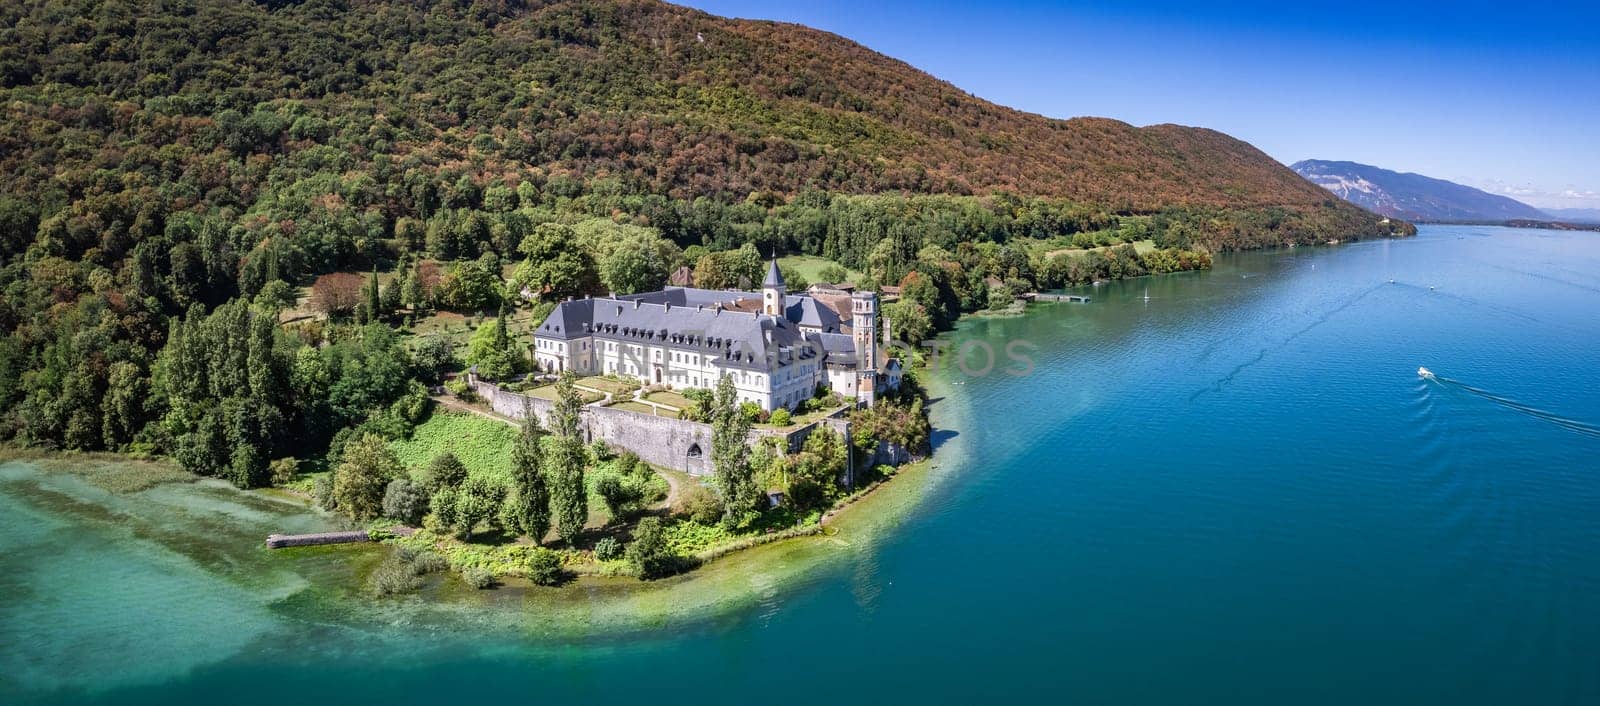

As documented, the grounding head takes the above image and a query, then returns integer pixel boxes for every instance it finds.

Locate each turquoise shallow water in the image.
[4,225,1599,704]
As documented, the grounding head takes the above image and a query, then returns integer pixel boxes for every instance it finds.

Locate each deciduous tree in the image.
[332,432,401,522]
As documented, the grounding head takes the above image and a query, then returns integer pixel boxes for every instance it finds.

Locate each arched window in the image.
[686,444,703,458]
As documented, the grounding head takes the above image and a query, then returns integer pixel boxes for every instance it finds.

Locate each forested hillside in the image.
[0,0,1408,463]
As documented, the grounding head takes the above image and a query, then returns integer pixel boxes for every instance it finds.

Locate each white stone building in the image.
[532,259,900,410]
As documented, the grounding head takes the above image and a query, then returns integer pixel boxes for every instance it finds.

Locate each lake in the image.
[3,225,1598,705]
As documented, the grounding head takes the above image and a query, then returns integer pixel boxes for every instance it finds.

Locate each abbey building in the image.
[531,259,900,411]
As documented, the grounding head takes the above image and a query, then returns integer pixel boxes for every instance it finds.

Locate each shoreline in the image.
[0,375,966,636]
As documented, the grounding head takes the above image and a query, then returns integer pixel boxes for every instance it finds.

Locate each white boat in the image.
[1418,367,1434,379]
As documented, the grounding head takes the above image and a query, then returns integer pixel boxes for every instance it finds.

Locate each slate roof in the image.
[537,286,868,373]
[763,258,785,288]
[535,297,594,340]
[785,295,843,332]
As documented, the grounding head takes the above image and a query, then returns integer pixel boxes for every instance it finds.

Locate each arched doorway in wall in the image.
[653,367,661,384]
[686,443,702,458]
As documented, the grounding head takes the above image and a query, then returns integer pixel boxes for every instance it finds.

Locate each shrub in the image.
[411,550,449,575]
[593,536,623,561]
[786,477,827,512]
[594,471,643,521]
[269,457,299,486]
[420,452,468,494]
[444,378,478,402]
[429,486,459,529]
[368,549,423,596]
[625,517,681,580]
[616,451,642,475]
[768,408,792,426]
[382,478,429,525]
[526,547,565,586]
[451,475,507,539]
[462,566,495,589]
[413,334,456,381]
[312,474,336,511]
[987,285,1015,311]
[630,457,654,480]
[678,484,723,525]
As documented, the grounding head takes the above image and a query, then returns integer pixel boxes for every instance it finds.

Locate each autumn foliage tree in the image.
[310,272,364,318]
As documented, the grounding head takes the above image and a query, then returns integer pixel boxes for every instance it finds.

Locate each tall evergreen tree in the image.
[548,371,588,544]
[711,374,758,526]
[361,267,381,323]
[505,402,551,543]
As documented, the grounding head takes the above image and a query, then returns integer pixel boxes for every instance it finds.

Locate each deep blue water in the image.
[4,225,1599,704]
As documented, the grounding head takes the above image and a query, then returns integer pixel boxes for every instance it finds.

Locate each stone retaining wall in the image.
[468,378,846,476]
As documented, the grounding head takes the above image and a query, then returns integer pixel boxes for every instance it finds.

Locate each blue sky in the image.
[678,0,1600,210]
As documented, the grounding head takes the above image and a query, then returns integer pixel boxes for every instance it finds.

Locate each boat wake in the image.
[1189,283,1386,400]
[1420,368,1600,440]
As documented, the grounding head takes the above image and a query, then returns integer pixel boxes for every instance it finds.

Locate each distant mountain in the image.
[1541,208,1600,224]
[1290,160,1548,222]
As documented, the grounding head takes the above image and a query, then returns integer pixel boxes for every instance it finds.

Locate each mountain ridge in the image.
[0,0,1392,234]
[1291,159,1547,222]
[1541,208,1600,224]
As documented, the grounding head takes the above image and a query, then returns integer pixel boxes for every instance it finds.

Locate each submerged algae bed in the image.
[0,424,958,696]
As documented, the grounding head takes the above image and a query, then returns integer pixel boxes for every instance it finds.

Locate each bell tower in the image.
[761,256,785,317]
[852,291,878,407]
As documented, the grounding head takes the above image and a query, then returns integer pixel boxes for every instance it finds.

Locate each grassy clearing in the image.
[1039,238,1157,260]
[389,411,518,481]
[404,307,542,349]
[779,254,861,284]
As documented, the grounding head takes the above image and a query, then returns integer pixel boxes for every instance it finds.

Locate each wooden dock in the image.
[1026,293,1092,303]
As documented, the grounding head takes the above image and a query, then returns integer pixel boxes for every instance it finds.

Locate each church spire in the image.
[761,249,785,316]
[763,250,784,289]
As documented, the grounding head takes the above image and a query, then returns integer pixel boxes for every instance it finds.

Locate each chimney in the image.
[633,300,640,309]
[664,302,670,312]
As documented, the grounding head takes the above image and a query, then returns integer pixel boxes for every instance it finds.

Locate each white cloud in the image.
[1462,178,1600,210]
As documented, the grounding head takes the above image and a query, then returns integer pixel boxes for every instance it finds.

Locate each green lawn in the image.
[390,411,518,482]
[778,255,861,285]
[525,385,604,404]
[576,376,639,395]
[609,400,665,416]
[643,391,695,410]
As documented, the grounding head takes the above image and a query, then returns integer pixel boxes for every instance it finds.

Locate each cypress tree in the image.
[711,374,757,526]
[506,402,551,543]
[362,267,381,323]
[548,371,588,544]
